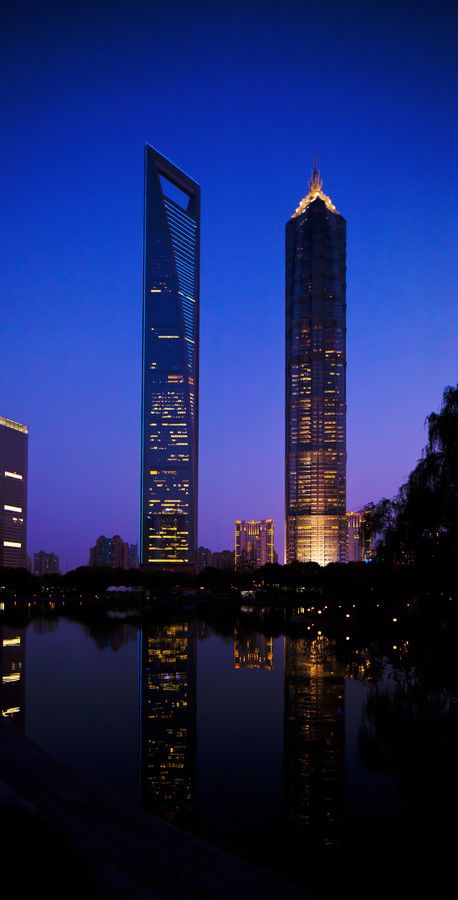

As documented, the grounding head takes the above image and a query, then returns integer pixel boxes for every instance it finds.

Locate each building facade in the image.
[0,416,28,568]
[89,534,129,568]
[285,163,347,565]
[33,550,60,576]
[347,508,373,562]
[196,546,214,572]
[128,543,139,569]
[234,519,275,569]
[141,146,200,571]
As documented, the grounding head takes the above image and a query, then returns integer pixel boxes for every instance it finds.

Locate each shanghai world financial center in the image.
[142,151,346,569]
[141,147,200,570]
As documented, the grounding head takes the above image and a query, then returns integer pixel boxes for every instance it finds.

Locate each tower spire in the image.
[292,158,338,218]
[309,158,322,192]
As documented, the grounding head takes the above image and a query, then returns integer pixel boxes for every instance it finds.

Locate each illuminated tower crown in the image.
[292,160,338,217]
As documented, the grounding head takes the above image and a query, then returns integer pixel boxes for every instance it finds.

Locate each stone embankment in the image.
[0,722,312,899]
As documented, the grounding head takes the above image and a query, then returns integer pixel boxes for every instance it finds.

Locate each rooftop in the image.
[292,161,339,218]
[0,416,28,435]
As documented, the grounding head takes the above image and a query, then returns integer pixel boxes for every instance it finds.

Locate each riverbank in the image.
[0,720,311,899]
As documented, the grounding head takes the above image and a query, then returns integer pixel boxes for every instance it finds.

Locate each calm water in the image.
[2,615,457,897]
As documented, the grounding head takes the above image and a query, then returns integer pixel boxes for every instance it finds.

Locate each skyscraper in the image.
[141,146,200,571]
[234,519,275,569]
[285,163,346,565]
[0,416,28,568]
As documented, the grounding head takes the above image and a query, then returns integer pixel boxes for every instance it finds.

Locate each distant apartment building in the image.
[33,550,60,576]
[0,416,28,568]
[234,520,274,570]
[212,550,234,570]
[196,546,214,572]
[128,543,139,569]
[89,535,129,569]
[346,508,372,562]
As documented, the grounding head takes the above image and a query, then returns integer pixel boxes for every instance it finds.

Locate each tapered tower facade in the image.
[285,164,346,565]
[141,147,200,570]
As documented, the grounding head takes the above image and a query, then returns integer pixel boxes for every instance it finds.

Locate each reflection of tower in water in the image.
[140,621,196,825]
[234,629,273,671]
[0,626,25,729]
[284,635,345,847]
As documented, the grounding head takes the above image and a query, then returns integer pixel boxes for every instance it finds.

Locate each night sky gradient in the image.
[2,0,457,569]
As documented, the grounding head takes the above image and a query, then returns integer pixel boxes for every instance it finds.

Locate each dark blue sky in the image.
[2,0,457,569]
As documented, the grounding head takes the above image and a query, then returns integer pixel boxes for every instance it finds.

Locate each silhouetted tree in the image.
[364,385,458,570]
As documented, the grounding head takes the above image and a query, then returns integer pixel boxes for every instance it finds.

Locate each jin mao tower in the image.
[285,163,346,564]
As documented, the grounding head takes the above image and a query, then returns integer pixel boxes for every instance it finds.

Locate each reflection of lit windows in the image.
[2,707,20,717]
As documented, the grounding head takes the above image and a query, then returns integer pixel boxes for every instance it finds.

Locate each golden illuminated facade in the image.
[0,416,28,568]
[141,622,196,825]
[284,635,345,847]
[234,519,274,570]
[285,163,346,564]
[141,147,200,570]
[0,626,25,728]
[234,629,273,670]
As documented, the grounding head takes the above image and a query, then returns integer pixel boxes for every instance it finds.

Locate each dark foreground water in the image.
[2,614,458,897]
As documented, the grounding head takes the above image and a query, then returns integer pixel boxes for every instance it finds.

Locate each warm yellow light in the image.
[4,471,23,480]
[0,416,28,434]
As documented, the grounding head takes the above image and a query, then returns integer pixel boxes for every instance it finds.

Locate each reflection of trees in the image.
[358,643,458,885]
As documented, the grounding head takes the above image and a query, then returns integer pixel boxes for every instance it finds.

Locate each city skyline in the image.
[2,3,457,569]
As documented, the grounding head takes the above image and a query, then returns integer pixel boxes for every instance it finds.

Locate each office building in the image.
[285,163,347,565]
[141,146,200,571]
[234,519,274,569]
[33,550,60,576]
[0,416,28,568]
[89,534,129,568]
